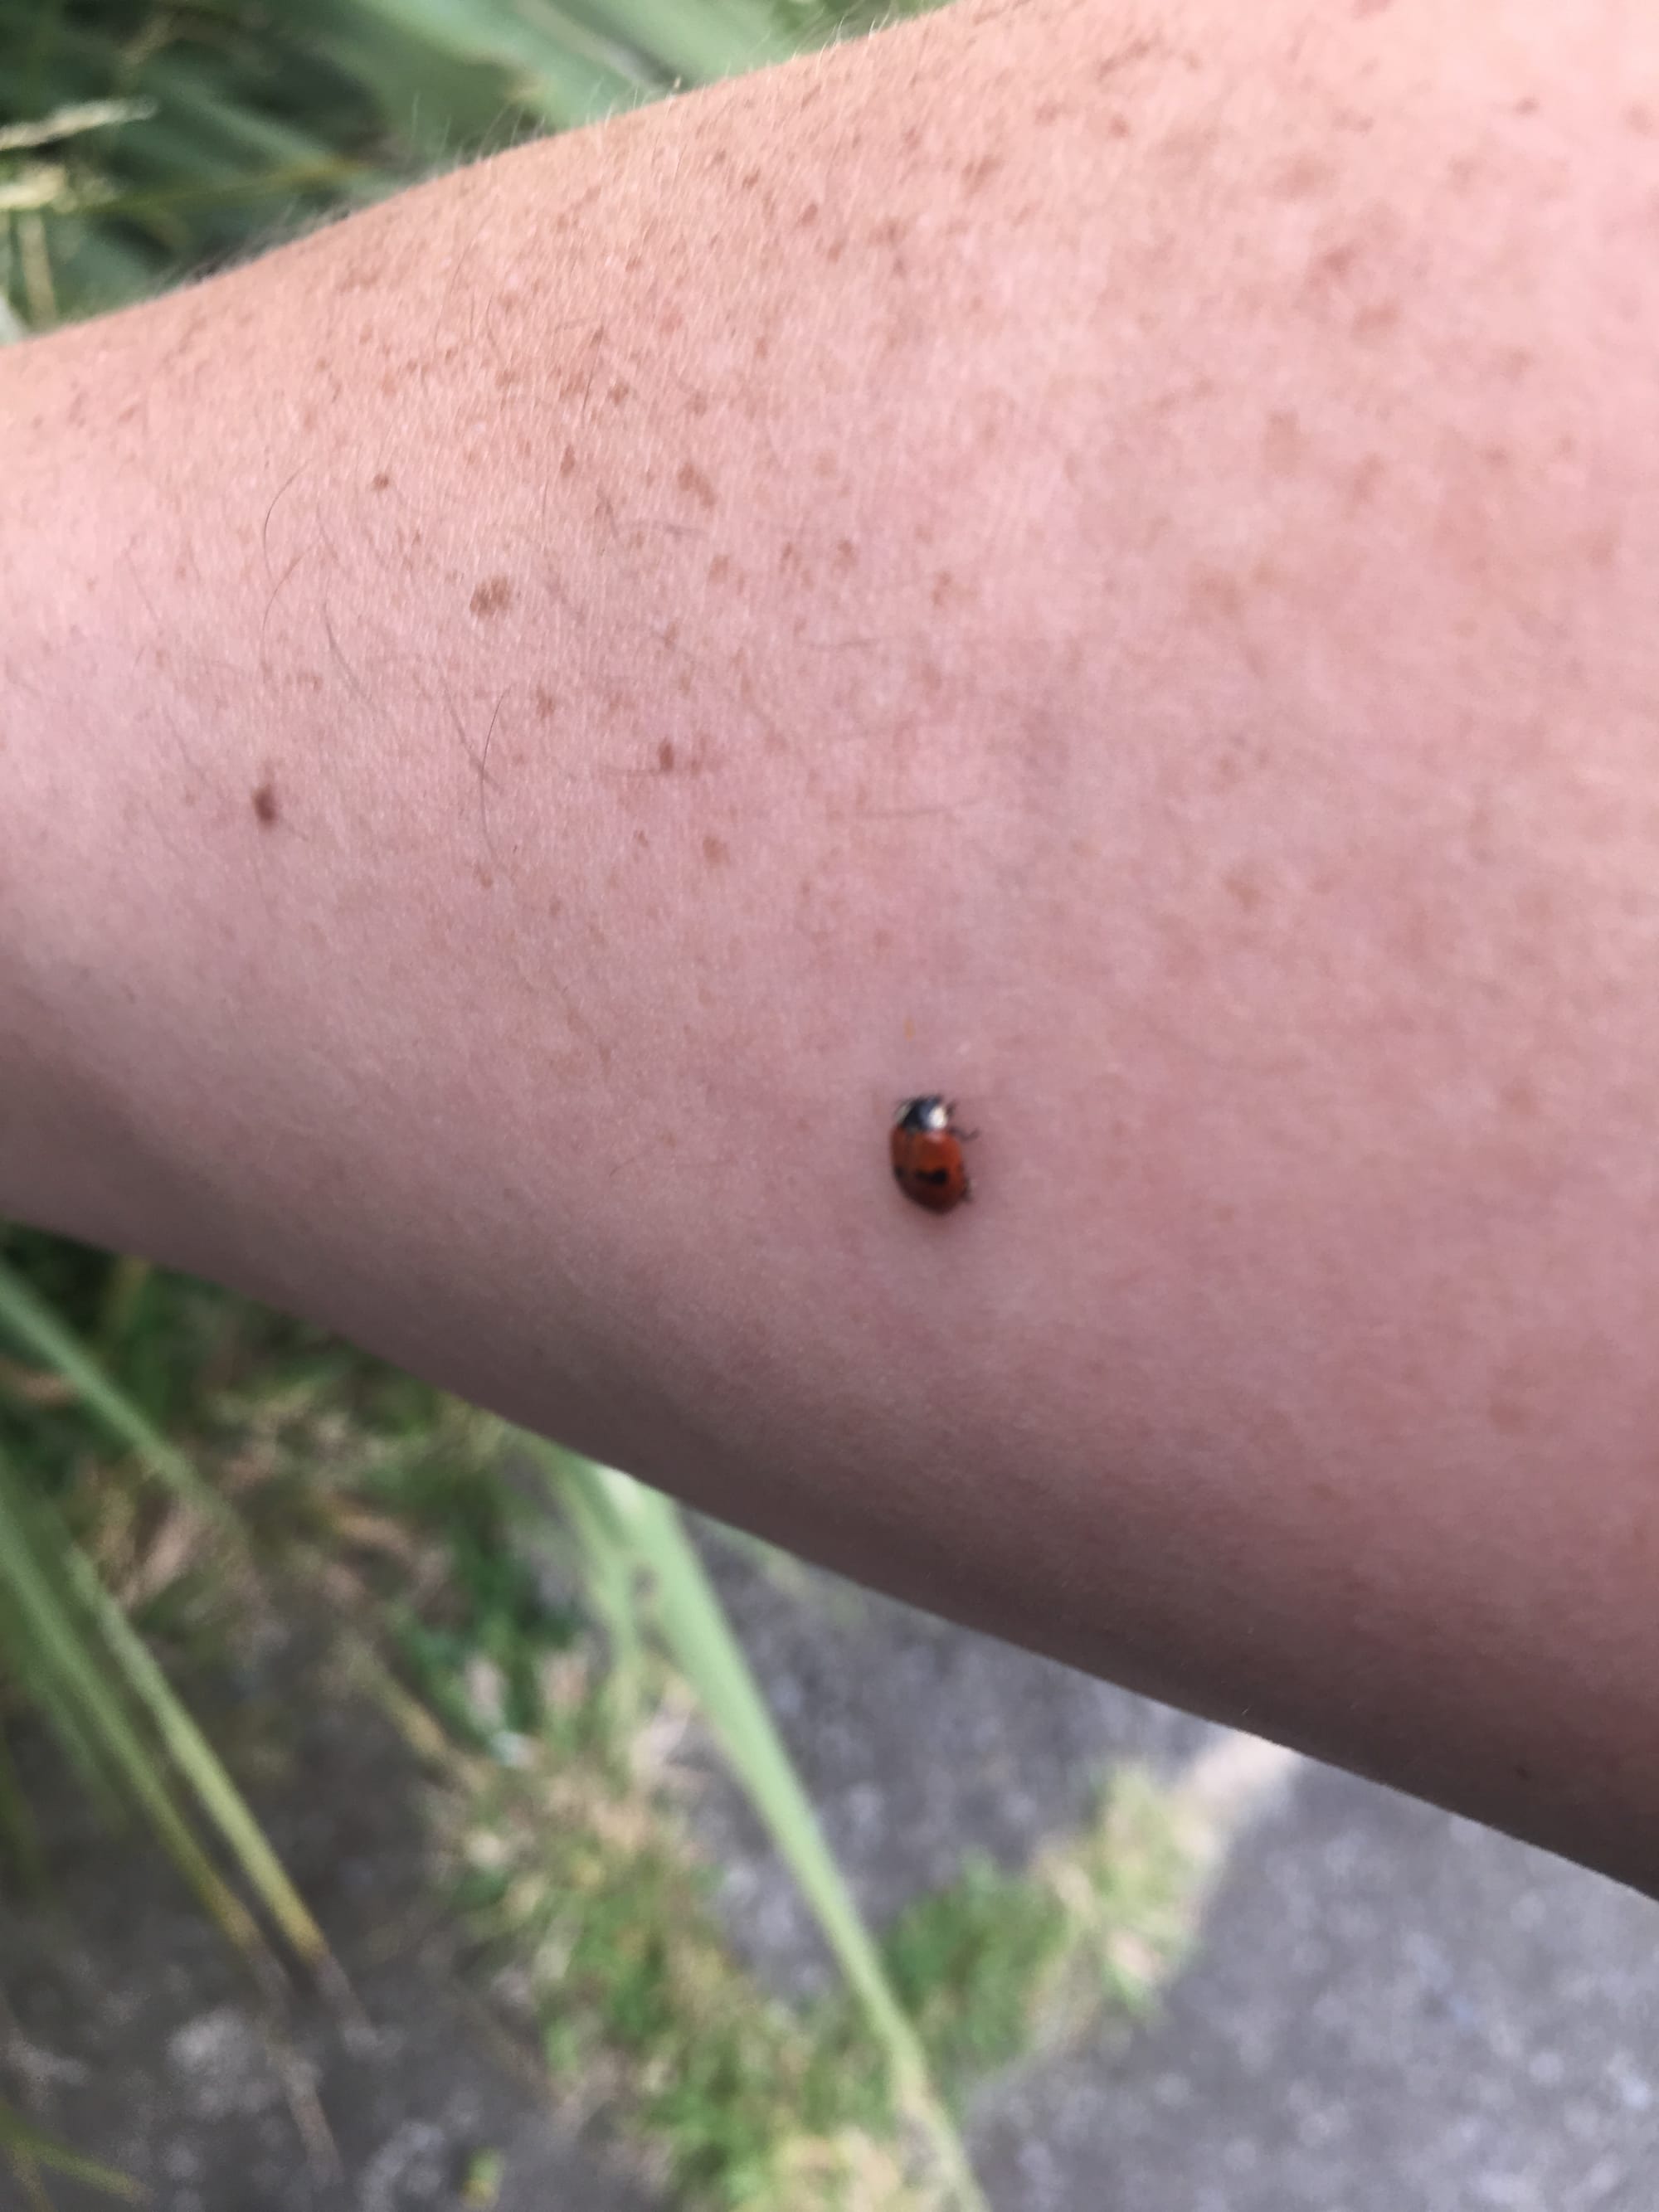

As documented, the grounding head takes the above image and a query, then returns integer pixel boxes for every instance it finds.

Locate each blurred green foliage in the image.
[0,0,939,326]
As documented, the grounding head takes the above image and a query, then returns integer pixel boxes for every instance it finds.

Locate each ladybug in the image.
[890,1095,972,1214]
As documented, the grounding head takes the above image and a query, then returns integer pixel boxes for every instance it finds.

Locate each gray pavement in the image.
[3,1543,1655,2209]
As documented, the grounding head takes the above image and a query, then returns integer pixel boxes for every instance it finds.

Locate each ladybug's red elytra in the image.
[890,1095,971,1214]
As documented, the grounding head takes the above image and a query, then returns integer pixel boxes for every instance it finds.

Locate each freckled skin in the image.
[469,575,513,617]
[7,0,1659,1904]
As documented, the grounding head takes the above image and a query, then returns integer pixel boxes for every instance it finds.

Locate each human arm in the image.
[5,0,1659,1890]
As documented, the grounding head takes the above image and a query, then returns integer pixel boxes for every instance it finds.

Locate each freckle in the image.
[1349,453,1384,508]
[1487,1391,1529,1437]
[1034,99,1064,124]
[1307,240,1360,293]
[780,542,800,574]
[535,686,558,720]
[469,574,514,618]
[702,834,731,868]
[1628,103,1656,136]
[559,445,577,479]
[813,450,836,479]
[741,166,761,190]
[1159,123,1217,172]
[1447,153,1480,190]
[1512,94,1540,117]
[634,829,649,851]
[708,552,733,584]
[798,200,820,226]
[659,305,684,336]
[1270,153,1333,200]
[687,390,710,417]
[1352,0,1393,15]
[1189,566,1245,620]
[475,864,494,889]
[1496,346,1532,383]
[495,366,522,391]
[1500,1074,1540,1122]
[609,381,632,406]
[1106,114,1131,139]
[753,333,771,362]
[1224,864,1264,913]
[1583,523,1617,571]
[251,781,280,828]
[824,237,845,263]
[1262,410,1301,475]
[369,469,392,492]
[1353,299,1400,343]
[677,459,718,509]
[833,538,857,571]
[625,252,643,275]
[931,569,955,606]
[658,738,677,773]
[1160,921,1203,987]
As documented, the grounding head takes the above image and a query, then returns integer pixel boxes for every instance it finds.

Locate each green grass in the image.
[0,1224,1219,2204]
[882,1854,1073,2091]
[0,0,943,327]
[0,1219,1219,2208]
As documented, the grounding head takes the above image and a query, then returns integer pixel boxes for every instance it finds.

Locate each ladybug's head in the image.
[894,1095,951,1135]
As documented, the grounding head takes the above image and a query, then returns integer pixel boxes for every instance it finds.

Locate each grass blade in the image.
[0,1450,275,1979]
[527,1442,990,2212]
[58,1544,358,2014]
[0,2099,144,2201]
[0,1259,235,1535]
